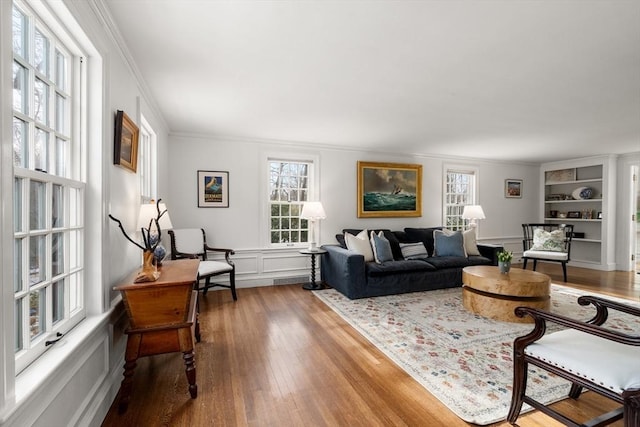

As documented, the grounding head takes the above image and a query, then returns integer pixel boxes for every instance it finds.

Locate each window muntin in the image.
[444,169,477,231]
[269,160,312,245]
[12,1,85,372]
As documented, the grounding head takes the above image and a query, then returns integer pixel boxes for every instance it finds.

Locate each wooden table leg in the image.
[183,350,197,398]
[118,333,142,413]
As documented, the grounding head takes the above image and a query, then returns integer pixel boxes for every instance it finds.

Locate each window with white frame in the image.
[138,114,156,202]
[268,159,314,246]
[444,167,478,231]
[12,0,86,372]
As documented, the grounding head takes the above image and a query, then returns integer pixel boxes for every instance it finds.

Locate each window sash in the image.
[269,160,312,246]
[444,169,477,231]
[12,0,85,373]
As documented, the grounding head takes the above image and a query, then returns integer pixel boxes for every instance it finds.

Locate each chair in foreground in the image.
[508,296,640,426]
[522,223,573,282]
[168,228,237,300]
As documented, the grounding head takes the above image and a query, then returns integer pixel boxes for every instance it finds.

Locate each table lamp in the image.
[462,205,485,230]
[300,201,326,250]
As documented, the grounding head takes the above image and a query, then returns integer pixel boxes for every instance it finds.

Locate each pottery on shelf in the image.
[572,186,593,200]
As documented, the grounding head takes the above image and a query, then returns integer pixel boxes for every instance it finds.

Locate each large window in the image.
[268,159,313,246]
[12,1,85,372]
[138,114,156,202]
[444,167,477,231]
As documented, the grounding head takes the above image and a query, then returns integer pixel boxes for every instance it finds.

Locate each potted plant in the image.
[497,250,513,274]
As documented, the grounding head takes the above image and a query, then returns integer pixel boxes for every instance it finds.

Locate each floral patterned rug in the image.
[313,285,640,425]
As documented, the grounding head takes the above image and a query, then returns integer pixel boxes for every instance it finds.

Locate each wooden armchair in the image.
[508,295,640,426]
[168,228,237,300]
[522,223,573,282]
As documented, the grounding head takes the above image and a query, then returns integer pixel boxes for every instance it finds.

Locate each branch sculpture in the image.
[109,199,169,282]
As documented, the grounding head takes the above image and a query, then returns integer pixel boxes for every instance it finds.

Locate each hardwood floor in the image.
[102,264,638,426]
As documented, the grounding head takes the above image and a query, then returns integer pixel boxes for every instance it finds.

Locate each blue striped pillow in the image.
[399,242,428,260]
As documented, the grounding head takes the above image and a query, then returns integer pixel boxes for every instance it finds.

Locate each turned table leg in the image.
[183,350,197,398]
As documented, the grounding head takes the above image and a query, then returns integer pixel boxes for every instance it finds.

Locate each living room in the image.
[0,1,639,426]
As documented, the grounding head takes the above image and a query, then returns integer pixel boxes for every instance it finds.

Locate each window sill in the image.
[14,312,110,405]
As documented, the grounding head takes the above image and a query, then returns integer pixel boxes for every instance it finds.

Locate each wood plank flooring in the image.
[102,264,639,426]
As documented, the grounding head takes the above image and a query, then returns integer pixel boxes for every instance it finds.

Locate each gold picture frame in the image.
[357,161,422,218]
[114,110,139,173]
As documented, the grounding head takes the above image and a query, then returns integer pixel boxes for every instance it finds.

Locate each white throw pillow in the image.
[345,229,374,262]
[462,229,481,256]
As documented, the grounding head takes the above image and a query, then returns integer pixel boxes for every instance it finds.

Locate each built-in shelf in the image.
[541,157,615,270]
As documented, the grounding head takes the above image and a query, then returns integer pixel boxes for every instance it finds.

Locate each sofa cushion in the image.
[366,259,436,276]
[462,228,481,256]
[434,230,466,257]
[370,231,394,264]
[399,242,429,260]
[345,230,374,262]
[404,227,443,256]
[425,256,474,269]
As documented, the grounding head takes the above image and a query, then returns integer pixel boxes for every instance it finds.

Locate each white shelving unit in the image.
[540,156,616,270]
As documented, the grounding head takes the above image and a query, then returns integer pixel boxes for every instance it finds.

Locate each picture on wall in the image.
[113,110,139,173]
[197,170,229,208]
[357,161,422,218]
[505,179,523,198]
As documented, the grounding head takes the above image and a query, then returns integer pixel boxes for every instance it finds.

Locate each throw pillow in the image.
[370,231,394,264]
[345,229,374,262]
[399,242,428,260]
[433,230,466,257]
[530,228,565,252]
[462,228,481,256]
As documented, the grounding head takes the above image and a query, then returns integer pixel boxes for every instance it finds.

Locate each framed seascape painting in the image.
[197,170,229,208]
[113,110,139,173]
[357,161,422,218]
[505,179,523,198]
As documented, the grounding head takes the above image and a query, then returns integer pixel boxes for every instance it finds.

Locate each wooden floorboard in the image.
[102,263,638,426]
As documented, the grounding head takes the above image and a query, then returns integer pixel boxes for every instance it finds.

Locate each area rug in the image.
[313,285,640,425]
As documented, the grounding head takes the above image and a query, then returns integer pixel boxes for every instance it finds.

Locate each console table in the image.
[114,259,200,412]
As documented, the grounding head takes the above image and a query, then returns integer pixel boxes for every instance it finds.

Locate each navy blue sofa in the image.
[320,227,502,299]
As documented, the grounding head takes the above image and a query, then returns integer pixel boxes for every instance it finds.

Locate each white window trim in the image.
[1,0,104,418]
[442,163,480,230]
[260,150,320,249]
[138,113,157,202]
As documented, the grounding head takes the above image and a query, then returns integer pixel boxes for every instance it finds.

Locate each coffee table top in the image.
[462,265,551,298]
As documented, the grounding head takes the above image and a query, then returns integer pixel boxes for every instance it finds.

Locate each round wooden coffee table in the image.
[462,266,551,323]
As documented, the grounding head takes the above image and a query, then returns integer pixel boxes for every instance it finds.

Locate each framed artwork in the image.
[197,170,229,208]
[567,211,582,219]
[505,179,522,198]
[545,168,576,183]
[114,110,139,173]
[357,161,422,218]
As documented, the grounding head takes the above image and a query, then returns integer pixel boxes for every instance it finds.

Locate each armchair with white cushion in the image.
[522,223,573,282]
[168,228,237,301]
[508,295,640,426]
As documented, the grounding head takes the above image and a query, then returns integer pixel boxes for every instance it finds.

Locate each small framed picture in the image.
[597,211,603,219]
[505,179,522,198]
[113,110,139,173]
[567,211,581,219]
[197,170,229,208]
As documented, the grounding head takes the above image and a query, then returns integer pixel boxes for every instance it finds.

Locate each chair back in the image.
[522,223,574,255]
[169,228,206,259]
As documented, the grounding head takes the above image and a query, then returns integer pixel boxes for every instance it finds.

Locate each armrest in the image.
[577,295,640,325]
[171,250,200,260]
[477,244,503,266]
[320,245,367,299]
[514,304,640,353]
[204,245,235,264]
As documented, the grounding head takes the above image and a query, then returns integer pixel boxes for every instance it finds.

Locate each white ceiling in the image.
[103,0,640,163]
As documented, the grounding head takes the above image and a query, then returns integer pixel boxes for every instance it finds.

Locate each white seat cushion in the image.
[525,329,640,393]
[198,260,233,277]
[523,250,568,261]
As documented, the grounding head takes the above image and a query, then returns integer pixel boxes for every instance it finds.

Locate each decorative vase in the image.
[154,244,167,266]
[499,261,511,274]
[134,250,161,283]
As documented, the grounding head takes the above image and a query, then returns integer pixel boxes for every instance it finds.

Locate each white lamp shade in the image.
[300,201,326,220]
[137,202,173,231]
[462,205,486,220]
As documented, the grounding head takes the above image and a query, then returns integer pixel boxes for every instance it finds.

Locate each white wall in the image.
[168,135,540,284]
